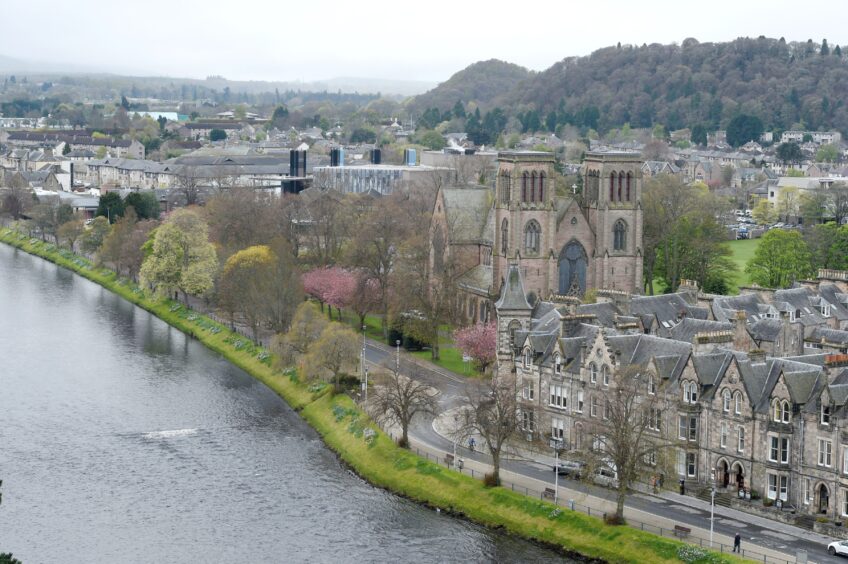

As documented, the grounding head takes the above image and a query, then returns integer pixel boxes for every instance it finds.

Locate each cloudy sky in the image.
[2,0,846,83]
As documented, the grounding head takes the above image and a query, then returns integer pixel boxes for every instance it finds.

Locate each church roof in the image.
[495,264,531,311]
[442,186,492,244]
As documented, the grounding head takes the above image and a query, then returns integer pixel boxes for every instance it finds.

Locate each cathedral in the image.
[430,150,645,324]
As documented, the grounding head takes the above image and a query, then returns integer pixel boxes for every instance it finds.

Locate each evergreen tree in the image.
[821,39,830,56]
[835,45,843,57]
[452,100,466,120]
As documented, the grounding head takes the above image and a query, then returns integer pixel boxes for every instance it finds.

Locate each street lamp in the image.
[452,413,459,468]
[551,437,564,505]
[709,469,716,547]
[360,325,367,402]
[395,339,401,375]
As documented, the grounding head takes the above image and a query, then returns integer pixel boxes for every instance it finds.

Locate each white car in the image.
[828,539,848,556]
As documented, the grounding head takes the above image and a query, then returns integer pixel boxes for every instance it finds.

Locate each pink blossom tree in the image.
[302,266,356,320]
[349,272,382,330]
[453,321,497,374]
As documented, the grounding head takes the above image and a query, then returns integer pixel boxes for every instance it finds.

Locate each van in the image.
[592,467,619,488]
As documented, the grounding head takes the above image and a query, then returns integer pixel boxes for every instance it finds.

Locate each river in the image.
[0,244,565,563]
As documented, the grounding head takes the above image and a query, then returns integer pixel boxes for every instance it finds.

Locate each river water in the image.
[0,244,564,563]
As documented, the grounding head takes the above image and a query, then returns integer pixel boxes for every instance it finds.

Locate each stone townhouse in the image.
[496,263,848,521]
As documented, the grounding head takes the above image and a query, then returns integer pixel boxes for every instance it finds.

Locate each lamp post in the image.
[551,437,563,505]
[360,325,367,402]
[709,469,716,548]
[395,339,401,375]
[452,413,458,468]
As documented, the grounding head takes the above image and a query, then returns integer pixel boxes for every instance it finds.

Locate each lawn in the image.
[726,238,760,291]
[412,346,481,377]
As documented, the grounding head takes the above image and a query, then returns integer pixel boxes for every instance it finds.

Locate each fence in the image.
[387,432,797,564]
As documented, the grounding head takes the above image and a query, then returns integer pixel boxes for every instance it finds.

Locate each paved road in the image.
[363,339,841,563]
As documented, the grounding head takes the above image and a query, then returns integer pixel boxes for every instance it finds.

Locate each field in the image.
[726,238,760,292]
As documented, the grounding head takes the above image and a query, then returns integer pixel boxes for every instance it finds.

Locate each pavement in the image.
[362,337,843,563]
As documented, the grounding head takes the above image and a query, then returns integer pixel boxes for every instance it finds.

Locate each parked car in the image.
[553,460,585,478]
[828,539,848,556]
[592,466,619,488]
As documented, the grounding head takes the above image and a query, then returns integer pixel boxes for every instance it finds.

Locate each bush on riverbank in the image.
[0,228,742,564]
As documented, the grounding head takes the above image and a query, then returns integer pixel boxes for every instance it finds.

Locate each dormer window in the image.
[821,305,831,317]
[554,355,562,375]
[648,374,656,395]
[773,400,791,423]
[683,381,698,404]
[822,404,831,425]
[589,363,598,383]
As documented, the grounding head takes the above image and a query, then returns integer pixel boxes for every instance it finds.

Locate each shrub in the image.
[763,499,773,507]
[483,473,499,487]
[816,516,830,523]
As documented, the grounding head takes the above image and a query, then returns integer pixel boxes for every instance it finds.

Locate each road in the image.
[363,339,842,564]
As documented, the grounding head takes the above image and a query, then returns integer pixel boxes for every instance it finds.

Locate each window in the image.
[767,474,788,501]
[524,220,541,254]
[678,416,687,440]
[522,411,535,433]
[844,448,848,475]
[530,172,536,202]
[648,408,661,431]
[686,452,696,477]
[843,490,848,517]
[500,172,511,203]
[501,219,508,255]
[625,172,632,201]
[589,363,598,384]
[538,172,545,201]
[773,401,781,422]
[767,474,778,500]
[551,417,564,440]
[804,478,811,505]
[549,384,567,409]
[781,401,791,423]
[737,427,745,453]
[720,422,727,448]
[679,416,697,441]
[769,436,789,463]
[648,374,656,395]
[554,355,562,375]
[780,475,789,502]
[683,382,691,403]
[723,390,731,412]
[613,219,627,251]
[822,404,831,425]
[576,390,584,413]
[688,417,697,441]
[609,172,616,201]
[690,383,698,403]
[590,396,599,417]
[819,439,833,467]
[603,399,610,420]
[602,365,610,386]
[523,349,531,368]
[521,172,528,202]
[522,380,535,401]
[735,392,742,414]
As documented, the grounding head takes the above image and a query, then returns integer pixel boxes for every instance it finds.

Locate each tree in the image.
[124,191,160,220]
[62,142,72,155]
[776,186,800,221]
[816,144,839,163]
[799,189,828,225]
[461,375,523,486]
[805,223,841,270]
[751,198,777,225]
[835,45,843,57]
[690,124,707,146]
[96,191,125,223]
[270,104,289,129]
[80,216,111,254]
[776,142,804,165]
[303,323,360,391]
[370,365,438,448]
[831,183,848,226]
[582,366,674,524]
[302,266,355,319]
[821,39,830,56]
[139,208,218,301]
[31,199,72,243]
[350,128,376,144]
[57,217,86,250]
[204,187,275,260]
[454,322,497,373]
[272,302,327,369]
[173,167,202,206]
[209,128,227,142]
[99,207,138,272]
[452,100,466,120]
[416,130,446,150]
[1,185,35,220]
[348,271,382,329]
[218,245,277,340]
[746,229,813,288]
[726,114,764,147]
[0,555,21,564]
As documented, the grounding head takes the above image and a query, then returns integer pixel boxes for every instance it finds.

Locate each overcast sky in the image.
[2,0,846,83]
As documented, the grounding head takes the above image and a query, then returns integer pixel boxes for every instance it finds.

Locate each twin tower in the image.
[492,151,644,301]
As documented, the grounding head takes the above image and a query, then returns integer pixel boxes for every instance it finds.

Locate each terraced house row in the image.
[495,263,848,522]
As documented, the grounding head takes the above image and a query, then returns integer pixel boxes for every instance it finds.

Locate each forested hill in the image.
[412,37,848,136]
[407,59,531,113]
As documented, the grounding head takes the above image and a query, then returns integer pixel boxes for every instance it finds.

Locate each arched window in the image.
[539,172,545,201]
[530,172,537,202]
[522,172,529,202]
[609,172,616,201]
[589,362,598,383]
[773,400,781,422]
[734,391,742,414]
[625,172,632,201]
[501,172,511,203]
[618,170,624,202]
[524,220,541,254]
[501,218,508,255]
[723,389,731,412]
[781,400,791,423]
[613,220,627,251]
[602,365,610,386]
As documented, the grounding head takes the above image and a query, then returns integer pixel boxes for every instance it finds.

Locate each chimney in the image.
[731,310,748,350]
[69,162,74,190]
[371,148,382,165]
[749,349,766,363]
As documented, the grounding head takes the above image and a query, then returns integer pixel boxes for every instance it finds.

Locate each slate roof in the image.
[665,318,732,343]
[495,264,531,311]
[441,187,493,243]
[806,326,848,346]
[749,318,782,342]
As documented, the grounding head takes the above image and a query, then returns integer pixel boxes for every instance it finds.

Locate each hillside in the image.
[413,37,848,137]
[407,59,531,113]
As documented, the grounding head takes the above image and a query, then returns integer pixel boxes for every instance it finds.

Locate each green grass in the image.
[412,346,481,377]
[727,238,760,292]
[1,228,743,564]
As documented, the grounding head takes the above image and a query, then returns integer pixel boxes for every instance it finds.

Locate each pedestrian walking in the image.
[733,532,741,553]
[468,437,476,451]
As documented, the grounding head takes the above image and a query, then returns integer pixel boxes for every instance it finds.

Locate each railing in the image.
[382,429,797,564]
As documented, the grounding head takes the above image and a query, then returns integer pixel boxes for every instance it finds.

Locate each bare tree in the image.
[831,182,848,226]
[0,185,35,220]
[173,166,202,206]
[461,375,523,486]
[581,366,676,524]
[370,364,439,448]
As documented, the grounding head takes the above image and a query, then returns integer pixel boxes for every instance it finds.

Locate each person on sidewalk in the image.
[733,532,741,553]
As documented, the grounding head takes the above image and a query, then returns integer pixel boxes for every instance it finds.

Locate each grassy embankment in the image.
[1,228,742,564]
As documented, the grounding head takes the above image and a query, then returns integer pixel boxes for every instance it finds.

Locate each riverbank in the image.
[0,229,740,564]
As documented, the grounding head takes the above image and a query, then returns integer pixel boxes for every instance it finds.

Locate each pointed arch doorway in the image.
[558,240,588,296]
